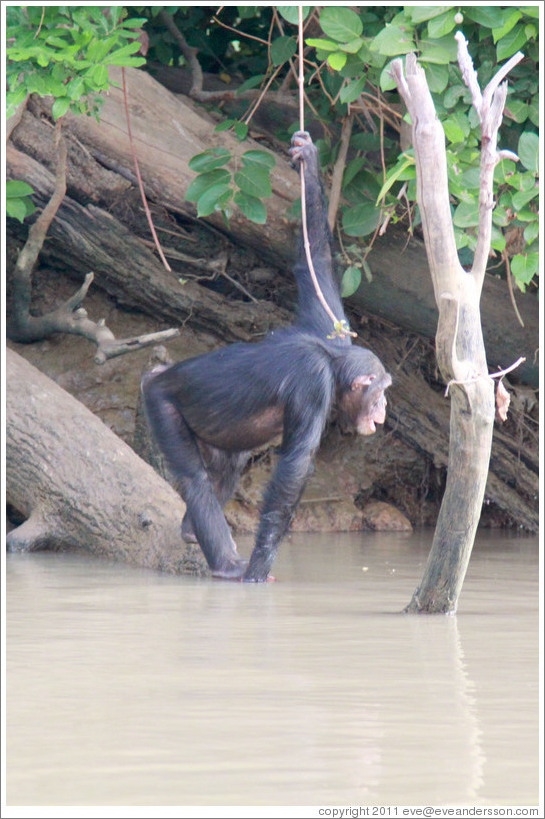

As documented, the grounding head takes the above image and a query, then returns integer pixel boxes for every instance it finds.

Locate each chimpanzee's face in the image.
[337,373,391,436]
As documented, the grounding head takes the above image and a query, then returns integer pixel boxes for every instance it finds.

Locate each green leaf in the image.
[327,51,347,71]
[233,122,249,141]
[306,38,341,53]
[6,198,28,222]
[196,182,232,217]
[380,60,399,92]
[494,158,517,184]
[270,36,296,66]
[424,62,449,93]
[320,7,363,42]
[418,35,458,64]
[376,157,415,204]
[188,148,231,173]
[408,6,448,24]
[87,35,117,63]
[342,202,380,237]
[511,188,538,211]
[215,119,236,132]
[370,24,415,56]
[341,266,362,297]
[66,76,85,101]
[427,9,457,39]
[490,225,506,252]
[340,77,366,104]
[464,7,510,28]
[6,180,34,198]
[104,40,143,66]
[496,25,528,61]
[454,227,470,250]
[238,7,261,20]
[453,199,480,228]
[511,252,538,289]
[492,10,521,43]
[278,7,310,25]
[459,166,481,191]
[513,208,537,223]
[505,99,528,124]
[88,64,109,87]
[518,132,539,172]
[342,157,366,188]
[235,74,266,94]
[234,191,267,223]
[185,169,231,202]
[234,165,272,198]
[51,97,71,120]
[507,171,537,192]
[443,115,470,144]
[521,6,540,18]
[523,222,539,244]
[340,38,364,55]
[241,150,276,170]
[443,85,468,109]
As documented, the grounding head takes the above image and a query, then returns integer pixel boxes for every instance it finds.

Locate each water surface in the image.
[6,530,539,807]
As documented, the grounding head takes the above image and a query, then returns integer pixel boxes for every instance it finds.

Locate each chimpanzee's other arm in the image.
[289,131,347,340]
[243,387,330,582]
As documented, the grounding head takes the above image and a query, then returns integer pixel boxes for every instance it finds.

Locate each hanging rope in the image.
[297,7,355,340]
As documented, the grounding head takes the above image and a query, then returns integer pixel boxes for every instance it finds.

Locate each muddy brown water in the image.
[5,530,539,807]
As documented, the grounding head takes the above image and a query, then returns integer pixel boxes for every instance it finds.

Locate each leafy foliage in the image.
[186,145,276,223]
[6,180,36,223]
[304,5,539,293]
[141,5,537,293]
[6,6,146,120]
[6,6,147,223]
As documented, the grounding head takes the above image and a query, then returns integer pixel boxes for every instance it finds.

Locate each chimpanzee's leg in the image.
[181,446,250,548]
[142,380,247,578]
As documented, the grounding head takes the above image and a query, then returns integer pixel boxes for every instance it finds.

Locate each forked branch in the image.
[8,120,179,363]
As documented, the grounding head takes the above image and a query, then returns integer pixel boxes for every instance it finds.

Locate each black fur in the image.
[142,132,391,582]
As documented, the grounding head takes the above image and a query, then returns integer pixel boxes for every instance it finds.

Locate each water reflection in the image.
[6,530,539,806]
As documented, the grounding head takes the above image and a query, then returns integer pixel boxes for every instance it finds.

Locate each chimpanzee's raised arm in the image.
[289,131,348,343]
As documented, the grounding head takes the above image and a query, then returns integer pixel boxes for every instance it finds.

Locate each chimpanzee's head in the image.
[335,348,392,436]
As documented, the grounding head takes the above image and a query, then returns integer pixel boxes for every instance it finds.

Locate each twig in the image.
[444,357,526,396]
[327,113,353,231]
[211,13,269,45]
[501,248,525,327]
[158,10,237,102]
[121,67,171,273]
[242,63,284,125]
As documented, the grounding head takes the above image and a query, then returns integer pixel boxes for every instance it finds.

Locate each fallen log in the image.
[7,143,283,344]
[6,348,207,575]
[8,68,538,384]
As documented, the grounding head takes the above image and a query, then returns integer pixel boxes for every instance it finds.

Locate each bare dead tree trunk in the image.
[6,348,207,575]
[391,41,524,613]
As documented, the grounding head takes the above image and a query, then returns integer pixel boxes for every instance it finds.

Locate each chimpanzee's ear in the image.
[351,374,376,391]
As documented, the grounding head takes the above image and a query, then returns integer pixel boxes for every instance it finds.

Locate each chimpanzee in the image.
[142,131,391,582]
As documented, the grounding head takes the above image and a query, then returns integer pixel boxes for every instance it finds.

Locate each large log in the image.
[6,143,283,344]
[8,66,538,385]
[6,349,207,574]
